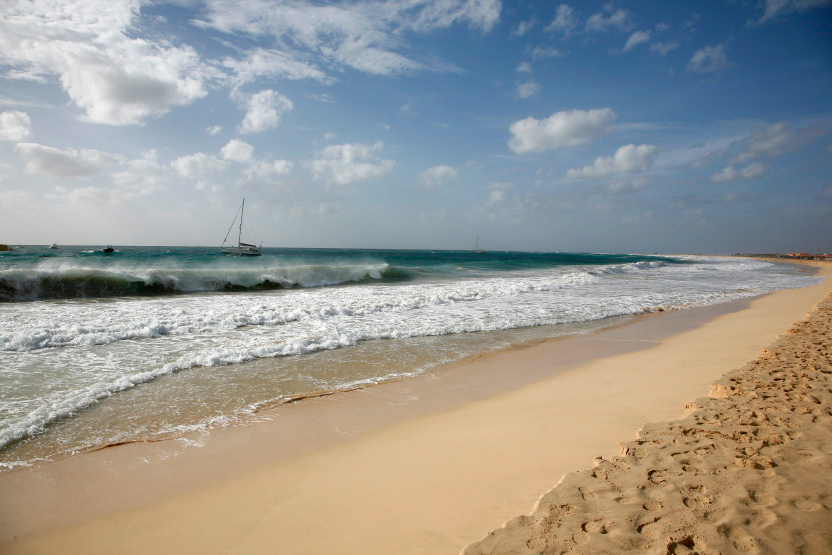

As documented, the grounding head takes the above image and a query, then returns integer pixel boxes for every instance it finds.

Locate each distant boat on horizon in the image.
[221,199,262,257]
[474,235,484,254]
[102,246,115,253]
[48,243,59,249]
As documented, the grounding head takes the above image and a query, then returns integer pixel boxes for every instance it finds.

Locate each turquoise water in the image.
[0,245,682,301]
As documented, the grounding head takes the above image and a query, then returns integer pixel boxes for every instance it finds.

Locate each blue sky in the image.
[1,0,830,254]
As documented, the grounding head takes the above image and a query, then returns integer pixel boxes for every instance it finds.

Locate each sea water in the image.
[0,246,820,469]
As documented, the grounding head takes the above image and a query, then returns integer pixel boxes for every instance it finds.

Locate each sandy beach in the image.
[1,260,830,554]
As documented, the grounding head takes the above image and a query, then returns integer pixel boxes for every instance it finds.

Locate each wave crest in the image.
[0,263,406,301]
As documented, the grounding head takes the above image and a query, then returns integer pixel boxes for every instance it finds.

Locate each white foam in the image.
[0,257,820,453]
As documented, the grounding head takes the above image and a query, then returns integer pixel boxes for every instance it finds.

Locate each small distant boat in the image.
[221,199,262,256]
[474,235,484,254]
[102,245,115,253]
[47,243,59,249]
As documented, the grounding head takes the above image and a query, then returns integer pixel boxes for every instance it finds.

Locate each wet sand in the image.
[0,260,829,554]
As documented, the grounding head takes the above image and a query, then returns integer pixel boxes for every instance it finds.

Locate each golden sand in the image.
[465,288,832,554]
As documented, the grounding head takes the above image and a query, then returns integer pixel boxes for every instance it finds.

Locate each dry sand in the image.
[465,284,832,553]
[1,260,830,554]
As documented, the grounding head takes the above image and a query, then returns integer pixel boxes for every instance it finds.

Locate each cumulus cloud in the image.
[516,80,541,99]
[1,0,211,125]
[623,31,651,51]
[710,162,767,182]
[239,90,294,134]
[0,111,32,141]
[220,139,255,164]
[508,108,618,154]
[687,44,731,73]
[546,4,579,37]
[16,142,118,177]
[567,144,659,179]
[217,139,293,184]
[419,165,458,189]
[755,0,832,23]
[311,141,394,187]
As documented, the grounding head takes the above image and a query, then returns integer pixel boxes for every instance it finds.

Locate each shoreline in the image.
[0,260,829,553]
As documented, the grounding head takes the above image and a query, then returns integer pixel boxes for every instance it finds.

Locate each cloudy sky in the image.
[1,0,830,253]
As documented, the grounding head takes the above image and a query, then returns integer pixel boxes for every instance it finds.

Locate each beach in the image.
[0,259,830,553]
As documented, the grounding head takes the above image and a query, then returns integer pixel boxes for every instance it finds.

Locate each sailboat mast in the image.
[238,199,245,246]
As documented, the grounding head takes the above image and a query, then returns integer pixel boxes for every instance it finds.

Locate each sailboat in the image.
[474,235,484,254]
[221,199,262,256]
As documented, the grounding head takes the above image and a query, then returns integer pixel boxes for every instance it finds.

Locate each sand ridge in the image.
[463,293,832,554]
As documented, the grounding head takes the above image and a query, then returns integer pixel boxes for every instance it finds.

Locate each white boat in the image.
[474,235,484,254]
[221,199,262,256]
[47,243,59,249]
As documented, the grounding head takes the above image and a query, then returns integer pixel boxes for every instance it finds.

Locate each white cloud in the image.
[585,8,632,32]
[311,141,394,187]
[546,4,578,37]
[710,162,767,182]
[171,152,230,180]
[623,31,651,51]
[220,139,255,164]
[239,90,293,135]
[16,142,118,178]
[196,0,500,78]
[756,0,832,23]
[508,108,618,154]
[737,122,827,161]
[393,0,501,33]
[650,41,679,55]
[687,44,731,73]
[530,46,565,59]
[485,182,514,204]
[206,125,223,136]
[419,165,458,189]
[690,150,720,169]
[217,139,293,184]
[516,62,532,73]
[0,111,32,141]
[221,47,329,89]
[242,159,293,183]
[567,144,659,179]
[512,19,536,37]
[111,150,168,193]
[516,81,541,99]
[1,0,212,125]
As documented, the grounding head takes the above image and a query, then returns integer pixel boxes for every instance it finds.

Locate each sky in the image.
[0,0,831,254]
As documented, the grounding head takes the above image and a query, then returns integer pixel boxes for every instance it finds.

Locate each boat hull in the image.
[221,247,262,256]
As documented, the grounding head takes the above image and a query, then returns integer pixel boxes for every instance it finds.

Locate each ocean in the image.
[0,246,821,469]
